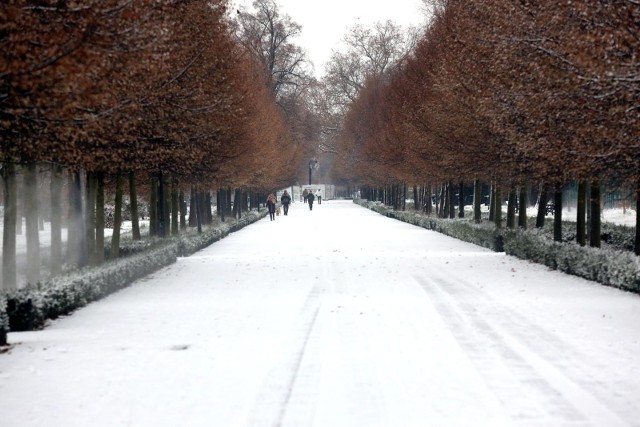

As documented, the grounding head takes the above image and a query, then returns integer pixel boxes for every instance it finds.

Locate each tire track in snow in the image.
[415,274,633,427]
[247,284,323,427]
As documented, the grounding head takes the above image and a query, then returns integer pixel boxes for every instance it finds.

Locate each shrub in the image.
[0,294,8,346]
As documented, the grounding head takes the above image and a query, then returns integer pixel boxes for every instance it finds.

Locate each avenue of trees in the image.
[1,0,315,290]
[331,0,640,253]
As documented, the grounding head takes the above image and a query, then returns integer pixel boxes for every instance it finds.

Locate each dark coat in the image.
[307,192,315,202]
[281,194,291,205]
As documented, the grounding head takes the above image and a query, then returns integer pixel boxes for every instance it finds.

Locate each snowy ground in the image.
[1,200,640,426]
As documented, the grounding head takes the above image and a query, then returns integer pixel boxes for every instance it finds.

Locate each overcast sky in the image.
[232,0,429,76]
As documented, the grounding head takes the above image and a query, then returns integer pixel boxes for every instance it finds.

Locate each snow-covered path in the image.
[1,200,640,426]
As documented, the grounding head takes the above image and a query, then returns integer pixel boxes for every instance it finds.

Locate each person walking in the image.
[307,190,315,210]
[302,189,308,204]
[266,193,277,221]
[280,190,292,215]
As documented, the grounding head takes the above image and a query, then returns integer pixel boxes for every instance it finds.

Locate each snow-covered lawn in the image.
[1,200,640,426]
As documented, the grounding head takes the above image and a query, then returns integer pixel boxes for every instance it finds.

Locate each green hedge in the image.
[355,199,640,294]
[3,209,267,335]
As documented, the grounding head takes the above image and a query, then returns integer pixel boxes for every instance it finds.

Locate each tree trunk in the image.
[494,187,502,228]
[171,174,179,236]
[576,180,587,246]
[110,175,124,259]
[589,180,601,248]
[449,181,456,219]
[129,172,141,240]
[149,175,158,236]
[635,183,640,255]
[535,183,548,228]
[458,181,464,218]
[163,173,171,236]
[518,186,527,229]
[507,188,517,229]
[50,165,63,276]
[95,173,105,265]
[85,172,97,265]
[157,171,166,238]
[67,171,85,267]
[489,183,495,222]
[2,162,17,290]
[195,190,203,234]
[24,163,41,285]
[189,186,197,227]
[553,189,563,242]
[473,179,482,223]
[179,189,187,230]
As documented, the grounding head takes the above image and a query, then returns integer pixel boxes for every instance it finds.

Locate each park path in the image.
[1,200,640,426]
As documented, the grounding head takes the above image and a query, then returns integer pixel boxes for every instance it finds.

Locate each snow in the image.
[1,200,640,426]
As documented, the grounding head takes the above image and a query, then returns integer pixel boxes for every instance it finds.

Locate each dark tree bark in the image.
[110,175,124,259]
[494,187,502,228]
[576,180,587,246]
[171,174,179,236]
[149,175,158,236]
[50,165,63,276]
[635,183,640,255]
[85,172,97,265]
[157,171,166,238]
[195,190,203,234]
[535,183,548,228]
[458,181,464,218]
[507,188,517,229]
[189,186,197,227]
[2,162,17,289]
[473,179,482,223]
[489,183,496,222]
[67,171,85,267]
[589,181,601,248]
[553,189,563,242]
[129,172,141,240]
[24,163,40,285]
[95,173,105,265]
[448,181,455,219]
[179,189,187,230]
[518,186,527,229]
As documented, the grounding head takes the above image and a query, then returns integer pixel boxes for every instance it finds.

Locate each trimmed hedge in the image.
[355,199,640,294]
[3,209,268,334]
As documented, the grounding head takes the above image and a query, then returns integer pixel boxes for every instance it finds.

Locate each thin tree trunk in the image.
[489,183,495,222]
[129,172,141,240]
[171,174,179,236]
[157,171,166,238]
[67,171,83,267]
[635,183,640,255]
[535,183,548,228]
[95,173,105,265]
[195,190,203,234]
[163,173,171,236]
[110,175,124,259]
[189,186,197,227]
[458,181,464,218]
[24,163,40,285]
[554,189,563,242]
[518,186,527,229]
[2,162,17,289]
[149,175,158,236]
[85,172,97,265]
[50,165,63,276]
[507,188,517,229]
[494,187,502,228]
[576,181,587,246]
[590,180,601,248]
[449,181,456,219]
[179,189,187,230]
[473,179,482,223]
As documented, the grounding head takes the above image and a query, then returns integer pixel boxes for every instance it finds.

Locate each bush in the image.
[356,199,640,294]
[3,208,268,334]
[0,294,8,346]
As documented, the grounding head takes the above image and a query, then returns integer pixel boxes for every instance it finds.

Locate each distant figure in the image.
[307,190,315,210]
[266,193,277,221]
[302,189,308,203]
[280,190,292,216]
[317,189,322,205]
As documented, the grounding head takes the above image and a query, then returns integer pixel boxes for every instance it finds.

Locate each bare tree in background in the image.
[234,0,314,106]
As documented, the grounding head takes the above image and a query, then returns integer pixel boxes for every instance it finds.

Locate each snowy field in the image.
[1,200,640,426]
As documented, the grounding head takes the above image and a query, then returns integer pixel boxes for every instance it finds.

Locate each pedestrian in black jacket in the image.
[307,191,315,210]
[266,193,277,220]
[280,190,291,215]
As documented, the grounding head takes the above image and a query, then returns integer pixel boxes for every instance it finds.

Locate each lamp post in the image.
[308,159,317,185]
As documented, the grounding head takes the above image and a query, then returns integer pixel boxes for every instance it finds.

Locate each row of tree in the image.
[1,0,314,289]
[332,0,640,253]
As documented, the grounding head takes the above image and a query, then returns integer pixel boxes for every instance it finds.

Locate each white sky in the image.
[2,201,640,425]
[232,0,429,76]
